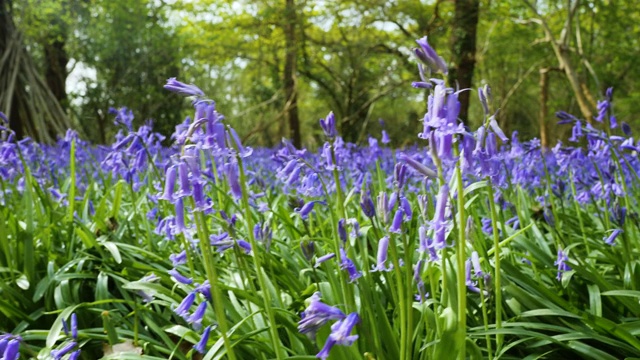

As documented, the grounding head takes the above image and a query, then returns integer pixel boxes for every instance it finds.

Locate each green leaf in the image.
[103,241,122,264]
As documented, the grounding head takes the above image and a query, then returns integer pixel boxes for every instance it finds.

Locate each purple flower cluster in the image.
[0,334,21,360]
[298,293,360,359]
[50,313,81,360]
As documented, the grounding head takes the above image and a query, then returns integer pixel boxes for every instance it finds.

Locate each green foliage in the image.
[9,0,640,145]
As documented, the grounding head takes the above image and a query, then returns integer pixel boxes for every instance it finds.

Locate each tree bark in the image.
[0,0,23,139]
[44,36,69,110]
[0,0,72,142]
[448,0,480,125]
[539,68,550,149]
[522,0,595,123]
[283,0,301,148]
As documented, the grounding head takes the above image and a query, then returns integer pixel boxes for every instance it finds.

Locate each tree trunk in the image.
[0,0,72,142]
[44,37,69,110]
[448,0,480,125]
[283,0,301,148]
[0,0,23,139]
[539,68,550,149]
[522,0,595,123]
[557,47,594,123]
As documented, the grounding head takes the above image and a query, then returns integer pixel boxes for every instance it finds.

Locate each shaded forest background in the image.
[1,0,639,148]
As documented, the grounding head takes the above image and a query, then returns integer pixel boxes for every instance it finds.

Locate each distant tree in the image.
[0,0,72,142]
[283,0,301,147]
[448,0,480,125]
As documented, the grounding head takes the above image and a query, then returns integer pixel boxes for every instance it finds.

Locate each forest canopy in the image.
[2,0,639,147]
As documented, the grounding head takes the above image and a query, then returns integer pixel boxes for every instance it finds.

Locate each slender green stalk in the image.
[454,161,467,360]
[486,179,502,352]
[478,277,492,360]
[192,210,236,360]
[387,233,407,359]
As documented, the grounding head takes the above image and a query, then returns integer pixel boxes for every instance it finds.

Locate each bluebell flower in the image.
[175,292,196,319]
[481,218,493,236]
[195,281,211,301]
[604,229,623,246]
[431,184,450,249]
[286,164,302,186]
[164,77,205,97]
[488,116,508,142]
[400,196,412,220]
[418,226,428,253]
[398,153,437,179]
[227,127,253,158]
[372,236,391,272]
[316,313,360,359]
[555,110,576,124]
[254,222,272,250]
[187,301,207,330]
[478,85,490,115]
[2,339,20,360]
[569,120,582,142]
[465,260,482,294]
[596,99,609,123]
[381,130,390,145]
[414,259,427,303]
[347,218,360,239]
[554,250,571,281]
[471,251,484,279]
[301,241,315,261]
[339,248,361,282]
[51,341,77,360]
[71,313,78,339]
[413,36,448,74]
[175,162,191,197]
[295,200,323,220]
[155,216,176,240]
[338,219,348,244]
[505,215,520,230]
[315,253,336,268]
[237,240,252,254]
[298,292,346,336]
[389,209,404,234]
[170,250,187,266]
[360,192,376,218]
[321,142,336,171]
[169,268,193,285]
[69,350,81,360]
[412,81,433,89]
[174,198,188,233]
[194,325,212,354]
[388,192,398,213]
[485,132,497,156]
[277,159,299,181]
[224,162,242,199]
[319,112,338,139]
[209,232,229,247]
[394,163,408,189]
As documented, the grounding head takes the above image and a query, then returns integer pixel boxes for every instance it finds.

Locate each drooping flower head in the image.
[413,36,448,75]
[316,313,360,359]
[298,292,346,336]
[164,77,205,97]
